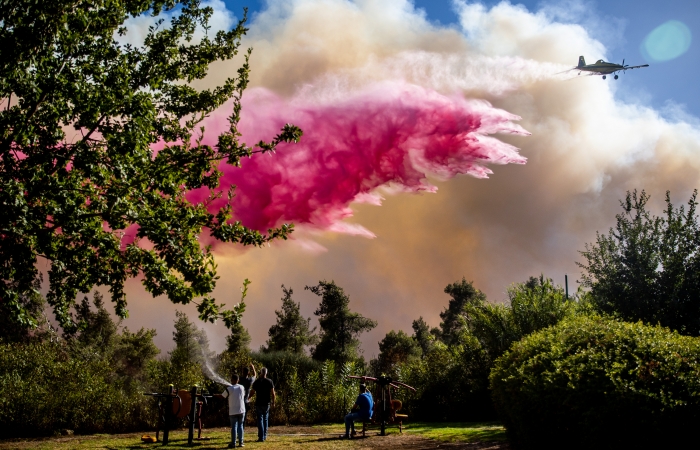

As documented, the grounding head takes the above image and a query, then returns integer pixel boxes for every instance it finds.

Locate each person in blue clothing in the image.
[215,374,246,448]
[342,384,373,439]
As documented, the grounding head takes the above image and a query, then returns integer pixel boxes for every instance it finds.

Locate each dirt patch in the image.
[268,425,510,449]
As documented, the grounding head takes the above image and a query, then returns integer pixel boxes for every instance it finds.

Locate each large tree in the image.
[465,275,574,358]
[68,291,119,348]
[0,0,301,332]
[225,278,251,353]
[0,276,46,343]
[375,329,421,374]
[225,320,251,354]
[411,316,434,357]
[170,310,212,367]
[438,278,486,346]
[306,280,376,363]
[264,285,317,354]
[579,190,700,335]
[67,291,160,380]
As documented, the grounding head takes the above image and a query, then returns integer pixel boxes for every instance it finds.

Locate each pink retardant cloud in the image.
[190,82,528,237]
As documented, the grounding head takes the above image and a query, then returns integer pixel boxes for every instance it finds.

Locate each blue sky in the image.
[222,0,700,118]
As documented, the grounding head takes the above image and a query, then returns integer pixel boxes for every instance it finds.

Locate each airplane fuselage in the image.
[573,57,648,80]
[579,61,624,75]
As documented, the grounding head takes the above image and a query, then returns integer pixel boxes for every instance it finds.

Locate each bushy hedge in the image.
[395,276,577,422]
[0,341,155,437]
[396,339,496,421]
[490,316,700,449]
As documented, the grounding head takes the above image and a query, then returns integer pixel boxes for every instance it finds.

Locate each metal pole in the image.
[381,386,386,436]
[163,386,175,445]
[565,274,569,299]
[188,386,198,446]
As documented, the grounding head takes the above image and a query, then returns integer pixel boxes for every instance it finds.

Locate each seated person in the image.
[342,384,373,439]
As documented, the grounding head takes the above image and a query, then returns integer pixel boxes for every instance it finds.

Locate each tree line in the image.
[3,189,700,442]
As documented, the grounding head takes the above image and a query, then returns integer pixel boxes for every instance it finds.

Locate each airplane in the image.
[570,56,649,80]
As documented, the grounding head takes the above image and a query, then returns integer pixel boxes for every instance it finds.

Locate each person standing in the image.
[249,367,275,442]
[216,374,246,448]
[240,363,256,428]
[342,384,373,439]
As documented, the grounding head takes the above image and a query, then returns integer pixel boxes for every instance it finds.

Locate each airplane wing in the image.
[562,72,600,81]
[623,64,650,70]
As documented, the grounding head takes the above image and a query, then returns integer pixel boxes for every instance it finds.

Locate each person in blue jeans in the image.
[249,367,276,442]
[240,364,256,428]
[215,374,246,448]
[343,384,373,439]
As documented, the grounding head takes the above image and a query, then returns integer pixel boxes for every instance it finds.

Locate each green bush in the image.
[490,316,700,449]
[211,350,363,425]
[396,276,578,422]
[0,341,155,437]
[255,353,361,425]
[396,338,495,422]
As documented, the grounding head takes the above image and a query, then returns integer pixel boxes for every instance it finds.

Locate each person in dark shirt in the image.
[249,367,275,442]
[240,363,256,428]
[342,384,373,439]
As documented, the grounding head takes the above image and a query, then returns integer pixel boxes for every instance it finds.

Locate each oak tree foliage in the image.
[0,0,302,332]
[578,190,700,335]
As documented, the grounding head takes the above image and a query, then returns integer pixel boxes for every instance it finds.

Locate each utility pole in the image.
[340,312,345,364]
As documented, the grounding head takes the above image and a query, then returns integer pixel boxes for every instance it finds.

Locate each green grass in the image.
[1,428,349,450]
[404,422,507,443]
[0,422,507,449]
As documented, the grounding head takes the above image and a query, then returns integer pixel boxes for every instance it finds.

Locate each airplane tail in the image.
[578,56,586,68]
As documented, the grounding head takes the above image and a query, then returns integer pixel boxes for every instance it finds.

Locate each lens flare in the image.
[641,20,692,62]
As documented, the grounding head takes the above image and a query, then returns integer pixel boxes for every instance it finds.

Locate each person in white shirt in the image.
[217,374,246,448]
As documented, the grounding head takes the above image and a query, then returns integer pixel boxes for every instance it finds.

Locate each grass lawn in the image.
[404,422,507,443]
[0,422,507,449]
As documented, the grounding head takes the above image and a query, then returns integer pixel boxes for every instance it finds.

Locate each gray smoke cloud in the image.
[118,0,700,358]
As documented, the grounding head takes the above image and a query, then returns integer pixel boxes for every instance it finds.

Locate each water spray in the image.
[200,349,232,386]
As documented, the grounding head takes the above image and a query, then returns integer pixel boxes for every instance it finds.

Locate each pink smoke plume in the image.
[188,82,528,238]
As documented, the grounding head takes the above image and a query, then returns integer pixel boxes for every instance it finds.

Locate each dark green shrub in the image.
[490,316,700,449]
[250,352,361,424]
[579,190,700,335]
[0,341,155,437]
[397,276,578,422]
[212,350,363,425]
[397,338,496,422]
